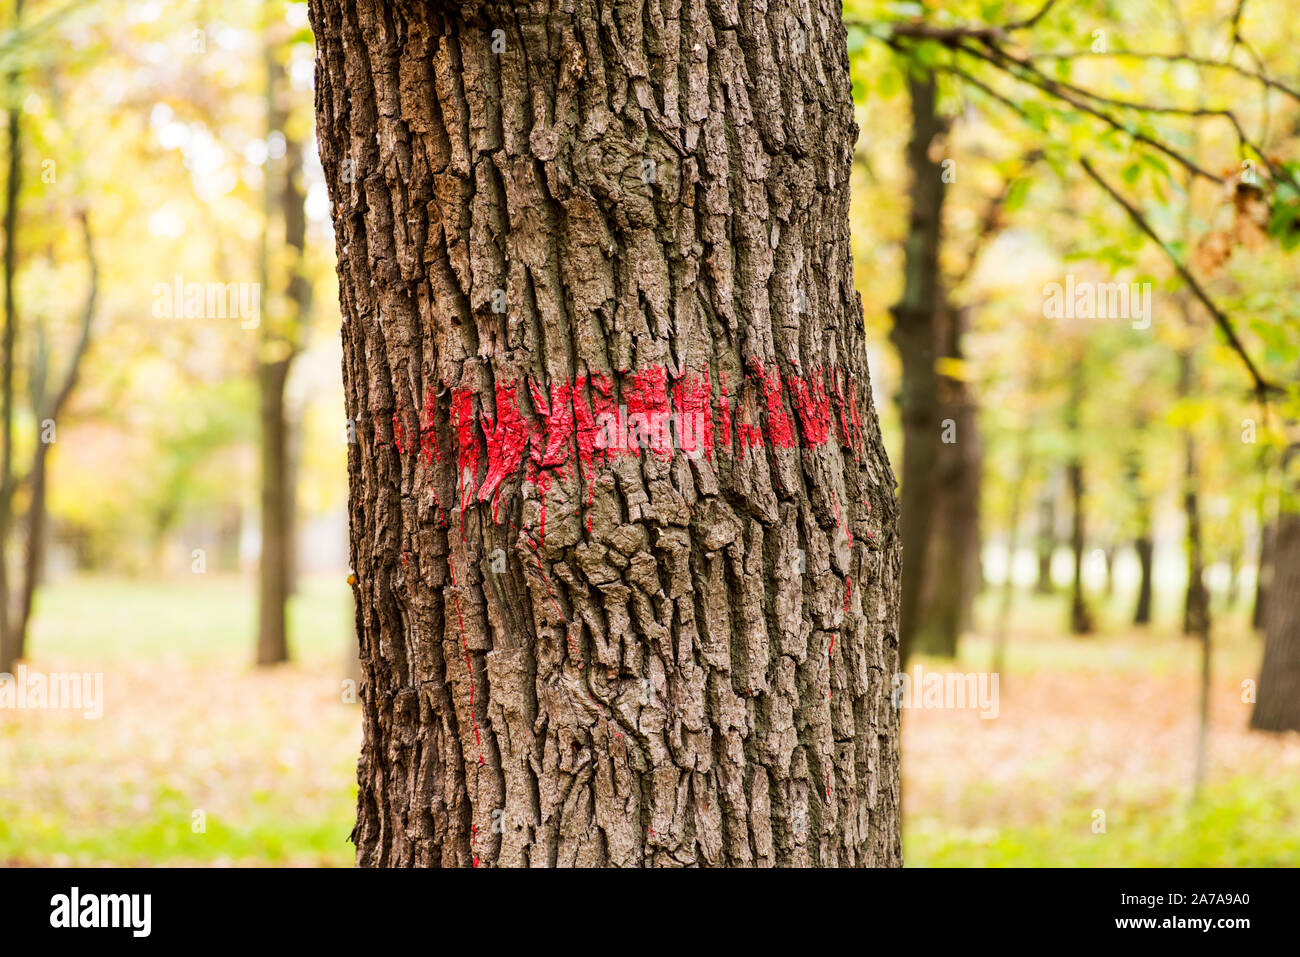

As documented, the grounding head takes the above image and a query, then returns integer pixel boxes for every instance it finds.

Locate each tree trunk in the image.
[257,357,293,665]
[1133,533,1154,626]
[916,304,979,658]
[890,71,947,664]
[255,22,311,666]
[1066,360,1091,635]
[1252,510,1300,731]
[310,0,904,867]
[1178,349,1209,641]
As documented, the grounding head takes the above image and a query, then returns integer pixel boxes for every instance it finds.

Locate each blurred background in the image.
[1,0,1298,865]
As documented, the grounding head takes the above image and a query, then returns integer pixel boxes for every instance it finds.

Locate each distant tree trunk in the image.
[1178,349,1209,640]
[1066,360,1091,635]
[1133,533,1154,625]
[255,24,311,666]
[285,406,302,595]
[257,358,293,665]
[2,207,95,675]
[1252,509,1300,731]
[891,71,948,663]
[916,304,979,657]
[1126,423,1154,626]
[1034,484,1055,594]
[311,0,904,867]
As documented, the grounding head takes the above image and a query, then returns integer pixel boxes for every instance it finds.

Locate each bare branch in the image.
[1079,157,1277,400]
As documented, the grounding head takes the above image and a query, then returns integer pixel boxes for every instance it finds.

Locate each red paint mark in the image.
[830,488,852,547]
[716,371,733,451]
[748,359,794,448]
[479,380,532,511]
[847,387,866,453]
[392,411,406,455]
[419,386,442,464]
[844,577,851,612]
[529,379,575,472]
[790,370,833,447]
[408,365,864,546]
[451,387,480,541]
[831,369,865,459]
[672,365,713,461]
[624,365,672,458]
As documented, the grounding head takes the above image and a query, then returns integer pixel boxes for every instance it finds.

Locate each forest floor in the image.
[1,575,1296,866]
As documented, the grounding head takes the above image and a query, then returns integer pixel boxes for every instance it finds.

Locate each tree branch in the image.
[1079,157,1277,400]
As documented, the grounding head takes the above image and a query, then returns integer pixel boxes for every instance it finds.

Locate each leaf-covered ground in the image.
[1,578,1295,866]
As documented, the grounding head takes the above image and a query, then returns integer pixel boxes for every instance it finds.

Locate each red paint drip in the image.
[447,557,486,862]
[537,471,550,548]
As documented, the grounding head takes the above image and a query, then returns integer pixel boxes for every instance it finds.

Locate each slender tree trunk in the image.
[1178,350,1209,640]
[1126,423,1154,626]
[891,71,947,664]
[257,357,293,664]
[1133,533,1154,626]
[310,0,904,867]
[1066,360,1091,635]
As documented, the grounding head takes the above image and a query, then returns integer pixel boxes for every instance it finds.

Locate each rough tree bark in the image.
[310,0,904,866]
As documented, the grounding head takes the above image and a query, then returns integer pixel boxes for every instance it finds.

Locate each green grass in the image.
[907,776,1300,866]
[1,573,359,866]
